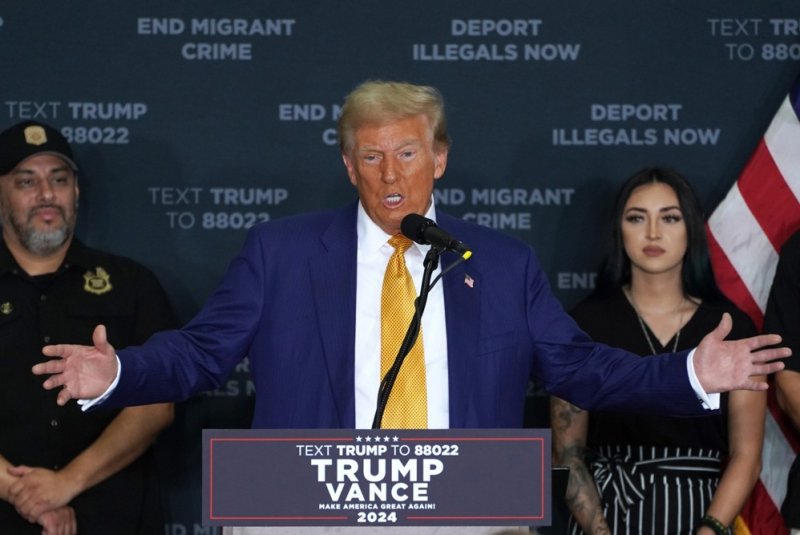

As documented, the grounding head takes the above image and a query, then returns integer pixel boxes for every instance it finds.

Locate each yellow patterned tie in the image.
[380,234,428,428]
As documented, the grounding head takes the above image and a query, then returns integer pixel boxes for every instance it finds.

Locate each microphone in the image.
[401,213,472,259]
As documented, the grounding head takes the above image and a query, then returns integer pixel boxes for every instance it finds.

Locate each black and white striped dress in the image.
[566,445,726,535]
[567,290,756,535]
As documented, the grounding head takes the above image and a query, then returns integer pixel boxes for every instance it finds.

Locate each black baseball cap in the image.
[0,120,78,175]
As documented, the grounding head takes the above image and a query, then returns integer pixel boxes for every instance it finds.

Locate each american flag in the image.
[706,74,800,534]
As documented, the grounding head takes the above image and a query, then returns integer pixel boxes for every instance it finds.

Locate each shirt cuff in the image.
[687,348,720,410]
[77,354,121,411]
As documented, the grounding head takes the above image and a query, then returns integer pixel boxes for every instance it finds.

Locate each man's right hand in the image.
[33,325,118,406]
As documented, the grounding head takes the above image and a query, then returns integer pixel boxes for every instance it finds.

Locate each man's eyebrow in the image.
[11,164,71,175]
[357,139,421,152]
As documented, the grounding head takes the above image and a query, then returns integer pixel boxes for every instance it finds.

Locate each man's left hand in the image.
[695,312,789,393]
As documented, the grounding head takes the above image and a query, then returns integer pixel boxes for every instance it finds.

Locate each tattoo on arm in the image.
[551,398,610,535]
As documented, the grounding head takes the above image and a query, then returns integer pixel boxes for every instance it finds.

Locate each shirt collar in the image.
[0,238,91,276]
[356,197,437,254]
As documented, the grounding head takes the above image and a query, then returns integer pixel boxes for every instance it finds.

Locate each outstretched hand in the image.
[32,325,118,406]
[694,312,789,393]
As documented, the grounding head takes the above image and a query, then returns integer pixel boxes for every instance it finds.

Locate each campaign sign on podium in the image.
[202,428,550,527]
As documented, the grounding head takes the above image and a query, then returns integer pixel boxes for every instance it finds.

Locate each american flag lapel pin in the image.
[464,274,474,288]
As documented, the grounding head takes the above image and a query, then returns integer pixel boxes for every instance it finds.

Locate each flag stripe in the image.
[764,93,800,203]
[706,229,766,328]
[708,183,778,315]
[738,479,788,535]
[762,408,797,508]
[769,386,800,454]
[738,140,800,251]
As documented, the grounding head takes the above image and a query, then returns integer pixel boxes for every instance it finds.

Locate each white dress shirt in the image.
[353,200,450,429]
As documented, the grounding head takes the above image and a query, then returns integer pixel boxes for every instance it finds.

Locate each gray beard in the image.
[4,203,76,256]
[21,225,72,255]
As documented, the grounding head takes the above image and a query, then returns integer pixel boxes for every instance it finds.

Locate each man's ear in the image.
[433,147,448,180]
[342,154,358,187]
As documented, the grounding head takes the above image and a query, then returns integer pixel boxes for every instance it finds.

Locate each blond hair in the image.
[338,80,451,154]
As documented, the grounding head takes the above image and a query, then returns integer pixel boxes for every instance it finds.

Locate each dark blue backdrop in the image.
[1,1,798,532]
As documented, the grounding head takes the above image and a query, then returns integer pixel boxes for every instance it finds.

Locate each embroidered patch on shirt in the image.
[83,267,113,295]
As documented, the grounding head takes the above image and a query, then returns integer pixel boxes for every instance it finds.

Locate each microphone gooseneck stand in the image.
[372,246,441,429]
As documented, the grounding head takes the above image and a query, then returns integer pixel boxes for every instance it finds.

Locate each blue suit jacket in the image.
[111,201,705,427]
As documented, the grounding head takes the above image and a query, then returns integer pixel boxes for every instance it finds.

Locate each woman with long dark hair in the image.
[551,167,765,535]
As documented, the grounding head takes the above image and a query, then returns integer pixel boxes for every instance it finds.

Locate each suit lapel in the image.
[439,221,481,428]
[309,203,358,427]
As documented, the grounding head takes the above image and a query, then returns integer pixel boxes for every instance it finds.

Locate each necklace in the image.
[634,310,680,355]
[624,288,684,355]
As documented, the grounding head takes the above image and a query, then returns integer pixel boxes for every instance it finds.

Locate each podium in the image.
[202,428,553,530]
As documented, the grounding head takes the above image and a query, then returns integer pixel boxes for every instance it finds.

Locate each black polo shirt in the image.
[0,238,175,534]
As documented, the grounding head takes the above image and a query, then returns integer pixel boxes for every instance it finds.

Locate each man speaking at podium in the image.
[34,81,785,443]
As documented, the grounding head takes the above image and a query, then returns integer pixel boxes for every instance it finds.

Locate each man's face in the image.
[342,114,448,236]
[0,153,79,256]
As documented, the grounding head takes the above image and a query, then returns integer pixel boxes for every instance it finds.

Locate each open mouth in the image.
[384,194,403,207]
